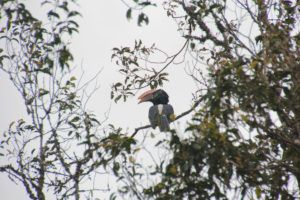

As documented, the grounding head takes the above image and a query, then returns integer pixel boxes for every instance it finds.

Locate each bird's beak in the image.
[138,89,156,104]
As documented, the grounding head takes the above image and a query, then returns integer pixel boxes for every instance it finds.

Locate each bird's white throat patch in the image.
[158,104,163,115]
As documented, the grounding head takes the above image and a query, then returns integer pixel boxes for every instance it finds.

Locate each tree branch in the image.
[0,165,37,200]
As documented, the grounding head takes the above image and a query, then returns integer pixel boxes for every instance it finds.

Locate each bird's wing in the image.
[162,104,175,120]
[148,105,159,128]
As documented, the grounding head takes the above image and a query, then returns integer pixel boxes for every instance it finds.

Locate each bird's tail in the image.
[160,114,170,132]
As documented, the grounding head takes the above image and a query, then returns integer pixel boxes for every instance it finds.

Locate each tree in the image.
[111,0,300,199]
[0,1,135,199]
[1,0,300,200]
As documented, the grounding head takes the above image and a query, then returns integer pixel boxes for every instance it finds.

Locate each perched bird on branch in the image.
[138,89,175,132]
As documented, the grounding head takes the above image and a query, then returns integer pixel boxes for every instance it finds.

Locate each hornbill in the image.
[138,89,175,132]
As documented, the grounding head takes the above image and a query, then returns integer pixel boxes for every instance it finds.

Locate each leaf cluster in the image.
[112,0,300,199]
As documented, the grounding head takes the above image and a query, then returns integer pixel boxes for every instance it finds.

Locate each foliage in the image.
[1,0,300,200]
[111,40,172,103]
[0,1,135,200]
[123,0,156,26]
[113,0,300,199]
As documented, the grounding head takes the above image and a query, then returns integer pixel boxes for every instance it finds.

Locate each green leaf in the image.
[26,97,35,105]
[47,10,60,19]
[68,11,81,18]
[113,162,120,176]
[114,82,122,89]
[35,68,52,75]
[71,116,80,122]
[190,42,195,50]
[109,193,117,200]
[126,9,132,20]
[150,80,157,89]
[255,187,262,198]
[137,13,149,26]
[255,35,262,44]
[70,76,76,81]
[110,91,114,99]
[114,95,122,103]
[38,89,49,97]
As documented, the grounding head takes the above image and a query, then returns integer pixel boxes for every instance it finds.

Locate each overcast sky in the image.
[0,1,198,199]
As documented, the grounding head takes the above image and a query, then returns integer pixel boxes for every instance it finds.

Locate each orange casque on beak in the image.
[138,89,157,104]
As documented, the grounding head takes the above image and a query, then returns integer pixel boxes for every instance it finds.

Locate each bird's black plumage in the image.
[149,89,169,105]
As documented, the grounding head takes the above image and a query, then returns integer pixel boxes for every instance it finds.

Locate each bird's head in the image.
[138,89,169,105]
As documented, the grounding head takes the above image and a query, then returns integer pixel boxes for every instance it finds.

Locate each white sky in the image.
[0,1,197,199]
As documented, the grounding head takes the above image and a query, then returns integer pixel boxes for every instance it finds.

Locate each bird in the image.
[138,89,175,132]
